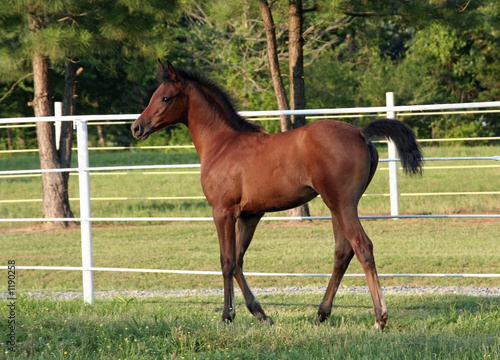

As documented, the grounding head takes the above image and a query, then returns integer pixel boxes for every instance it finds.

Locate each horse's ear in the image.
[158,59,165,72]
[166,60,179,83]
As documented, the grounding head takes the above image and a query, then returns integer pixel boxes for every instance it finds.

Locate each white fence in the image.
[1,99,500,303]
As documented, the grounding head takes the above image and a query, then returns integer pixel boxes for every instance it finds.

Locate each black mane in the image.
[162,66,264,133]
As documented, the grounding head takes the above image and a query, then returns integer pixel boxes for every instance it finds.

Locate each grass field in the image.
[0,145,499,290]
[0,145,499,224]
[1,145,499,359]
[1,293,499,359]
[1,219,499,291]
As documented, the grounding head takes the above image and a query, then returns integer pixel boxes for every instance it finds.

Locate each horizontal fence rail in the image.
[2,99,500,125]
[2,192,499,204]
[0,158,498,204]
[1,99,500,303]
[0,156,498,176]
[2,137,500,155]
[1,214,500,224]
[1,265,499,279]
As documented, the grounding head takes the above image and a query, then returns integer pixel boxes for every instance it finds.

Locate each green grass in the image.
[0,145,498,225]
[1,146,499,359]
[1,220,499,292]
[1,293,499,359]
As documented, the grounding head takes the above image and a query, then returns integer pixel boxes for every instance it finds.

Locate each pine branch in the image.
[342,10,376,17]
[0,73,34,104]
[58,12,91,23]
[457,0,471,12]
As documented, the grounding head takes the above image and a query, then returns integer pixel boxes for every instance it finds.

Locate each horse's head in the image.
[131,61,188,141]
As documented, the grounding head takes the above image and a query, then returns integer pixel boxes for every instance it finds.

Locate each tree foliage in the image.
[0,0,183,149]
[1,0,499,149]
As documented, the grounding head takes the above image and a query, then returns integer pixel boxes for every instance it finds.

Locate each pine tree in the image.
[0,0,181,227]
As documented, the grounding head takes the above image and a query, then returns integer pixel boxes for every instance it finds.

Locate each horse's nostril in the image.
[132,123,142,137]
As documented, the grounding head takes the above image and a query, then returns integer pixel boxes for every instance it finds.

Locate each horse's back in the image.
[202,120,374,214]
[299,120,371,167]
[298,120,376,202]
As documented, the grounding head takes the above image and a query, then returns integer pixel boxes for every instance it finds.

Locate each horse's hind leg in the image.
[234,213,273,324]
[336,209,388,330]
[315,215,355,324]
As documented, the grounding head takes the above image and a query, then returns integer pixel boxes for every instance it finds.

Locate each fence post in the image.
[54,102,62,150]
[75,119,94,304]
[386,92,400,217]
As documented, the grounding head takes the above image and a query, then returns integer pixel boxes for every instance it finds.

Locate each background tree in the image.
[288,0,307,129]
[258,0,313,217]
[1,1,499,160]
[258,0,292,132]
[28,1,75,227]
[310,0,499,138]
[0,0,181,227]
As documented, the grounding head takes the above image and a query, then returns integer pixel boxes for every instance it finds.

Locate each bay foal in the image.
[131,61,423,329]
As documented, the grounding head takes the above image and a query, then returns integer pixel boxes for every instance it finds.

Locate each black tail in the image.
[361,119,423,176]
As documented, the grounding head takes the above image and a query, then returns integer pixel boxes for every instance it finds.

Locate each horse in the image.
[131,61,423,330]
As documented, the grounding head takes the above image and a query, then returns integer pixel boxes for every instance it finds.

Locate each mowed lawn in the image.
[1,219,499,291]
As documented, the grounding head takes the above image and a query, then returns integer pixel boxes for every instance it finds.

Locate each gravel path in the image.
[2,285,500,300]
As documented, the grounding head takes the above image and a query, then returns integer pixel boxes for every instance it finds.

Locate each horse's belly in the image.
[240,185,318,214]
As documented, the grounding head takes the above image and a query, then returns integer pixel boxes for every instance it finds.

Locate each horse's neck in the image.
[187,99,237,164]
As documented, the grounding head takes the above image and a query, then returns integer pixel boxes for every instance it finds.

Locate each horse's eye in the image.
[162,97,172,103]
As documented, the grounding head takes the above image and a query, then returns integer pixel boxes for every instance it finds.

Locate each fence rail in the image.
[1,98,500,303]
[2,137,499,155]
[6,266,500,278]
[0,156,498,204]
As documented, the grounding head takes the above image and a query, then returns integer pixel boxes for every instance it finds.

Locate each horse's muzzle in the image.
[131,120,150,141]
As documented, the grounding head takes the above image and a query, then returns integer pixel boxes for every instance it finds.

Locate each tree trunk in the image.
[288,0,307,129]
[287,0,310,217]
[95,100,107,146]
[97,125,106,147]
[7,128,12,152]
[60,59,82,179]
[259,0,310,218]
[258,0,292,132]
[29,14,74,228]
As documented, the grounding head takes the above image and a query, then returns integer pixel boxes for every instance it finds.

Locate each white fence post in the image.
[54,102,62,150]
[75,119,94,304]
[386,92,400,217]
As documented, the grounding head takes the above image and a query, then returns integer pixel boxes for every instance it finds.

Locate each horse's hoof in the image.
[255,312,274,325]
[374,312,388,331]
[313,314,328,325]
[221,314,235,324]
[313,309,331,325]
[264,316,274,326]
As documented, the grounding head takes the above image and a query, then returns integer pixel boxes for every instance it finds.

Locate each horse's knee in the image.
[220,256,236,276]
[352,234,373,252]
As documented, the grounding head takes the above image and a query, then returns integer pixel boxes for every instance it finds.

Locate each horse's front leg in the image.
[213,208,237,322]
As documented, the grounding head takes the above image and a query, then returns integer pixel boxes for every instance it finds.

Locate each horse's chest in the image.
[200,164,243,206]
